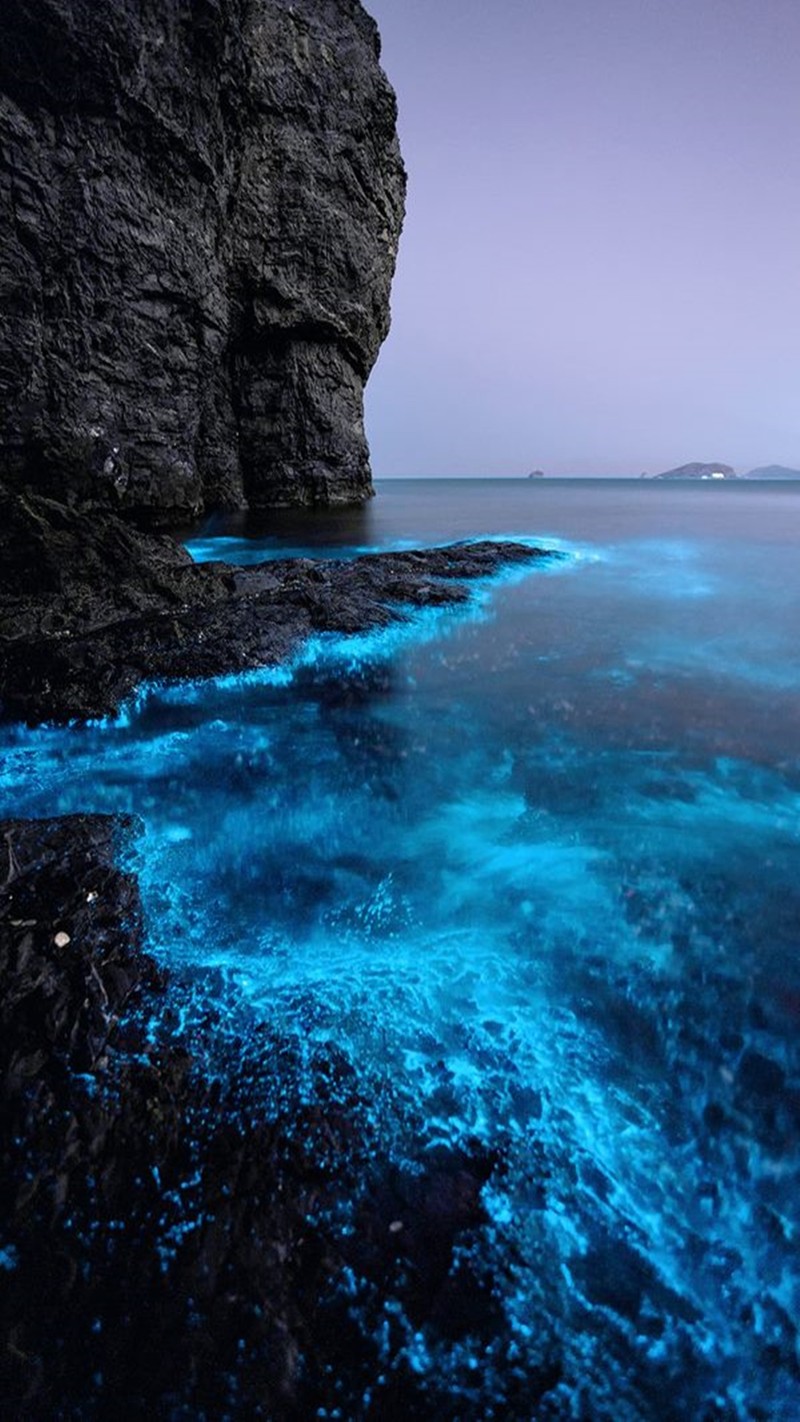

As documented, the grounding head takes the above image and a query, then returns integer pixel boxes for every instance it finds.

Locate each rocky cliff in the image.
[0,0,405,524]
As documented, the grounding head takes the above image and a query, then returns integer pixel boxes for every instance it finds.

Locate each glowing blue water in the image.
[3,480,799,1416]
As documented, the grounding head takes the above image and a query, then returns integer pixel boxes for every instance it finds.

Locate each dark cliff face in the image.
[0,0,405,524]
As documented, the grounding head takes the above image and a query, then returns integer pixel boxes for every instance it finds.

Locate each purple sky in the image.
[362,0,800,476]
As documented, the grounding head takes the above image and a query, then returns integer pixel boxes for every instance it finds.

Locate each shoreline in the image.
[1,813,505,1416]
[3,481,800,1417]
[0,489,562,1412]
[0,484,558,725]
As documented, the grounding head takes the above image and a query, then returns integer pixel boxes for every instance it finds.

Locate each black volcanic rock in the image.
[651,462,736,480]
[0,483,557,723]
[0,0,405,522]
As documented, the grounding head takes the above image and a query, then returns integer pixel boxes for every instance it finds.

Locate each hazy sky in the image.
[362,0,800,476]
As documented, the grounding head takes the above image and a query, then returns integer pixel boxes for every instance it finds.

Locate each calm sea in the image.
[3,479,799,1417]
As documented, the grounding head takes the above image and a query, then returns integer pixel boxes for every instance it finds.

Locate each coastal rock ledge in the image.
[0,481,557,723]
[0,0,405,523]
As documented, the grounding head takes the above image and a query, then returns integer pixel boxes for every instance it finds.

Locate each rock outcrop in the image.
[0,0,405,524]
[0,482,557,722]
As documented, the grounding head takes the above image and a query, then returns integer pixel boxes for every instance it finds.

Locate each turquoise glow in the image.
[2,496,799,1416]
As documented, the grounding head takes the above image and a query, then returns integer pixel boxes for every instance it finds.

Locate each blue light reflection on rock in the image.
[1,527,799,1417]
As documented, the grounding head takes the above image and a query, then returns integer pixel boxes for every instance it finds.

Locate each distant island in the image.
[651,462,736,481]
[527,469,545,478]
[644,462,800,481]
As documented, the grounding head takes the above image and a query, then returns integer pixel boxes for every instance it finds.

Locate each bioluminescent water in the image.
[3,480,800,1417]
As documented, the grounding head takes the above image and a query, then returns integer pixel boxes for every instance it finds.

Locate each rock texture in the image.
[0,482,557,722]
[0,0,405,524]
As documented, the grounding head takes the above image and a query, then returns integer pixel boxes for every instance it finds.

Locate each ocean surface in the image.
[3,478,800,1417]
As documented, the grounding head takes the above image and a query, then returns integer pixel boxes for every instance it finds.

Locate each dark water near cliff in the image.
[3,480,800,1417]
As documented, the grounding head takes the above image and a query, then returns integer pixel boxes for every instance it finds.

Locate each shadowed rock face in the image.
[0,0,405,524]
